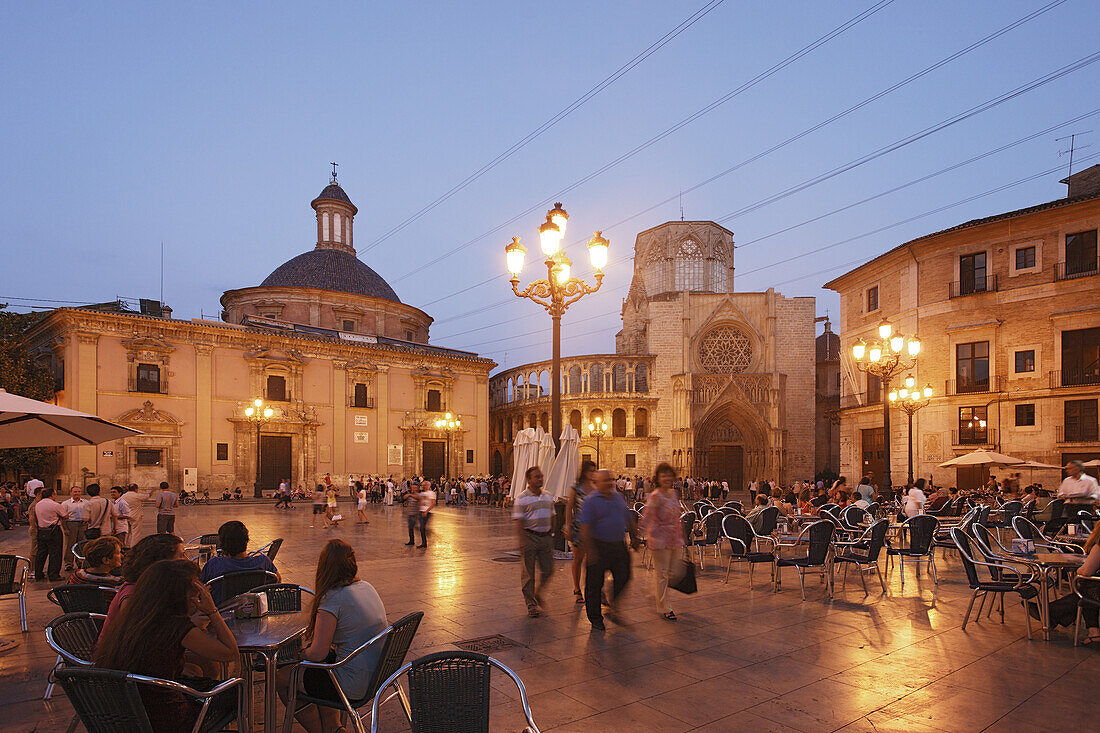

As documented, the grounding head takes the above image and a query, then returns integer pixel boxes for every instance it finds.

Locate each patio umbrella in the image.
[0,388,140,448]
[1014,460,1062,470]
[938,449,1024,468]
[544,425,580,500]
[537,428,557,480]
[509,428,539,500]
[1083,459,1100,467]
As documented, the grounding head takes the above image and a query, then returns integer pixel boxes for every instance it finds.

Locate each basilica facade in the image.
[490,220,816,486]
[27,178,495,493]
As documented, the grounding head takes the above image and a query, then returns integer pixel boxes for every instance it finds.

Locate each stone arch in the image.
[569,410,582,434]
[612,363,627,392]
[693,399,771,489]
[491,449,503,476]
[568,365,582,394]
[589,364,604,394]
[539,412,549,432]
[634,408,648,437]
[538,370,550,397]
[635,363,649,392]
[611,408,627,437]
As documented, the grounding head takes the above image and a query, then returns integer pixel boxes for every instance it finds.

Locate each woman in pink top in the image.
[640,463,686,620]
[105,533,185,626]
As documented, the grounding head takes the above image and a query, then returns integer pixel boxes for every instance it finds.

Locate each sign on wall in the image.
[388,444,403,466]
[354,432,369,443]
[354,415,369,427]
[101,450,114,457]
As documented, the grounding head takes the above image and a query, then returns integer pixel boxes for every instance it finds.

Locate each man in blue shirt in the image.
[578,469,639,630]
[200,520,280,604]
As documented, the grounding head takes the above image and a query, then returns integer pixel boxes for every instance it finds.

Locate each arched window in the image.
[529,413,538,429]
[539,412,549,432]
[505,379,514,403]
[426,388,442,412]
[612,363,627,392]
[589,409,604,427]
[568,365,582,394]
[570,410,582,434]
[491,450,503,475]
[635,364,649,393]
[634,408,648,437]
[612,408,627,437]
[675,238,705,291]
[539,370,550,397]
[589,364,604,394]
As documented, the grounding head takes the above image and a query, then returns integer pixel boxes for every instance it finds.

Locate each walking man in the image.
[121,484,148,547]
[514,467,554,617]
[33,487,67,581]
[155,481,178,534]
[404,482,423,546]
[61,486,87,571]
[579,469,640,630]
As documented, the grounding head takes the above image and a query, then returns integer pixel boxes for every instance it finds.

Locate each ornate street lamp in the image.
[850,319,921,491]
[244,398,275,498]
[587,416,606,469]
[889,375,933,485]
[507,204,608,448]
[434,412,462,480]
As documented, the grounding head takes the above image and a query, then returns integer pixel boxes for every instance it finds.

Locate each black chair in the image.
[1011,516,1082,554]
[56,667,244,733]
[886,515,938,588]
[950,528,1041,639]
[252,583,314,614]
[691,511,724,569]
[758,505,781,536]
[721,514,776,584]
[189,533,222,549]
[47,584,116,614]
[840,506,868,532]
[818,503,839,515]
[251,538,284,562]
[1072,574,1100,647]
[865,502,880,520]
[369,650,539,733]
[774,520,835,600]
[990,500,1023,532]
[71,540,91,568]
[43,612,105,702]
[831,519,889,595]
[283,611,423,733]
[0,554,29,632]
[1044,498,1068,536]
[206,569,278,606]
[680,511,698,547]
[1077,511,1096,535]
[723,501,744,513]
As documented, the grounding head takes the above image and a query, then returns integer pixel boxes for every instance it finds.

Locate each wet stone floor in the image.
[1,498,1096,732]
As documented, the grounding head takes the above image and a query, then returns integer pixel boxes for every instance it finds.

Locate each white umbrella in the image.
[537,428,556,480]
[0,389,140,448]
[509,428,539,500]
[544,425,580,500]
[939,449,1024,468]
[1015,460,1062,470]
[1083,459,1100,468]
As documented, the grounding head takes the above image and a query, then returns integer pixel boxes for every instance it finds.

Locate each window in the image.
[959,252,987,295]
[634,408,648,437]
[866,286,878,313]
[216,443,229,461]
[266,374,287,401]
[405,330,414,341]
[426,389,442,412]
[1066,229,1098,277]
[353,383,371,408]
[612,409,627,437]
[136,363,161,393]
[342,319,355,332]
[625,454,636,468]
[135,449,162,466]
[1015,404,1035,427]
[1062,327,1100,386]
[958,406,988,444]
[634,364,648,393]
[867,374,882,404]
[674,239,704,291]
[466,449,474,464]
[956,341,990,393]
[1065,399,1099,442]
[1014,350,1035,374]
[569,410,582,434]
[1015,246,1036,270]
[582,454,593,465]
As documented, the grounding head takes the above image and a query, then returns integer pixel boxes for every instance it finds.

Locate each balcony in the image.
[838,391,883,410]
[1055,258,1100,281]
[945,376,1004,396]
[952,428,997,446]
[1058,425,1100,444]
[351,397,376,409]
[1049,370,1100,389]
[948,275,998,299]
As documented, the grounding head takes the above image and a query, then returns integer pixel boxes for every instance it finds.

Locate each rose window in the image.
[698,327,752,373]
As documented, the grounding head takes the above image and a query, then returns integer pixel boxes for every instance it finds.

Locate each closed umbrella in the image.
[509,428,538,500]
[544,425,580,500]
[0,389,140,448]
[537,428,556,480]
[938,449,1024,468]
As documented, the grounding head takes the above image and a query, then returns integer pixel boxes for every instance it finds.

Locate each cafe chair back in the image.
[886,515,939,588]
[950,528,1041,639]
[720,513,776,585]
[774,520,835,600]
[207,569,279,606]
[47,584,116,615]
[43,612,105,701]
[0,554,30,631]
[830,519,889,595]
[252,538,284,562]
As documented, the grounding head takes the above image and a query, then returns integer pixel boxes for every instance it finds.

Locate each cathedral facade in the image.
[490,220,816,486]
[27,178,495,493]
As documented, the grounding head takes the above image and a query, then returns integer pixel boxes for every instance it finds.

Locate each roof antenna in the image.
[330,162,339,183]
[160,242,164,306]
[1056,131,1092,191]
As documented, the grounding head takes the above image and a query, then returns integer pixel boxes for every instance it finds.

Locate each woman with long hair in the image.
[105,532,185,625]
[277,539,388,733]
[94,559,238,733]
[565,460,597,604]
[639,462,686,621]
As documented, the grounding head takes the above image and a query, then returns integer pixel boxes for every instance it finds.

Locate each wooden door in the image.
[422,440,445,482]
[861,428,884,485]
[707,445,743,493]
[259,435,292,493]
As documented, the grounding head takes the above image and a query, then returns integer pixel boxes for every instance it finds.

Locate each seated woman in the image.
[769,487,792,516]
[1040,523,1100,643]
[277,539,388,733]
[797,488,815,515]
[67,535,124,587]
[199,520,280,591]
[94,559,239,733]
[106,533,186,625]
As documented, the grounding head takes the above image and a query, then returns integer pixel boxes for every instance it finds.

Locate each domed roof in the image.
[313,183,352,205]
[261,249,401,302]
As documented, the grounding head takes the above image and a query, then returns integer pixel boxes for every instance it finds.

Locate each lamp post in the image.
[506,203,608,449]
[889,375,933,485]
[244,398,275,498]
[850,319,921,491]
[434,412,462,480]
[587,416,606,469]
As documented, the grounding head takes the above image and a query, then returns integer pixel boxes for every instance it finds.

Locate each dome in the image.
[261,249,401,302]
[312,183,355,209]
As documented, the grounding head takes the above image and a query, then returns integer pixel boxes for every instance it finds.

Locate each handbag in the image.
[669,558,697,594]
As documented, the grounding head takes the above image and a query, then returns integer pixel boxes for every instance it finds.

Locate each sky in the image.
[1,1,1098,374]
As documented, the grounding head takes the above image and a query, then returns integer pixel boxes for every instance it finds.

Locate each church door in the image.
[707,445,743,493]
[422,441,445,482]
[259,435,292,494]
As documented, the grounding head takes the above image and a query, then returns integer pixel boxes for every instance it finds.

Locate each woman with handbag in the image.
[640,462,686,621]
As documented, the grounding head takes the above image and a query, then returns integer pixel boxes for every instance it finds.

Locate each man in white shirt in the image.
[513,466,554,617]
[109,486,131,547]
[1058,460,1100,505]
[417,481,436,548]
[120,483,148,547]
[60,486,87,571]
[24,476,44,500]
[82,484,111,540]
[33,487,68,580]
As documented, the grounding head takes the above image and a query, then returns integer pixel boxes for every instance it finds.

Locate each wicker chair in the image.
[721,513,776,584]
[0,554,29,632]
[47,584,116,614]
[370,650,539,733]
[774,520,835,600]
[43,612,105,701]
[831,519,889,595]
[282,611,423,733]
[56,667,244,733]
[251,538,284,562]
[205,569,278,606]
[886,515,939,588]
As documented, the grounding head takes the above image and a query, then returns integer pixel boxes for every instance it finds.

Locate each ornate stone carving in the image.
[698,326,752,374]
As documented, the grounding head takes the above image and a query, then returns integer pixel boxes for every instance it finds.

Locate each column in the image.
[333,361,347,476]
[476,375,489,474]
[195,343,213,480]
[375,366,389,473]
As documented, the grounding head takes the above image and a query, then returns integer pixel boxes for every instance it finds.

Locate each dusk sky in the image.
[2,1,1098,372]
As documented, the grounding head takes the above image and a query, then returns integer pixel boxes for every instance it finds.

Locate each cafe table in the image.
[226,608,310,731]
[1028,552,1086,641]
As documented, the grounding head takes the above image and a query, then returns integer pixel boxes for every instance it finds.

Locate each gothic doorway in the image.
[422,440,445,481]
[260,435,292,493]
[706,445,743,491]
[491,450,503,476]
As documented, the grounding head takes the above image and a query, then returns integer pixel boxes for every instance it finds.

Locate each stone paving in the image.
[1,499,1097,732]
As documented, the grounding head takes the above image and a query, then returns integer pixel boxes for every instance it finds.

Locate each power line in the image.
[359,0,728,253]
[387,0,898,281]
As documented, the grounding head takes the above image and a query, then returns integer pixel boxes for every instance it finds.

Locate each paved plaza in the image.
[1,499,1097,732]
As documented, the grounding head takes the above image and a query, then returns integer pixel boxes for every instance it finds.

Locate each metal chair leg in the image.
[930,555,938,584]
[724,556,734,584]
[1074,605,1083,647]
[797,568,806,600]
[859,564,868,596]
[899,557,905,588]
[962,588,979,630]
[876,563,886,593]
[43,655,61,700]
[1024,598,1033,641]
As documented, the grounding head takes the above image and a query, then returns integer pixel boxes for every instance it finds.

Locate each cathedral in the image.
[489,220,816,486]
[26,177,495,493]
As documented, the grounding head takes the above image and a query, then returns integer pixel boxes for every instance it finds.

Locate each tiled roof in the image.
[261,249,401,302]
[313,183,352,205]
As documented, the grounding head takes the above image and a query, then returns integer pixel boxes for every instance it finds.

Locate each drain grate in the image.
[455,635,522,653]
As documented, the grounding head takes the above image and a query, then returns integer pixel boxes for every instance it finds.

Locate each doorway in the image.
[259,435,292,493]
[422,440,445,482]
[861,428,884,486]
[706,445,743,492]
